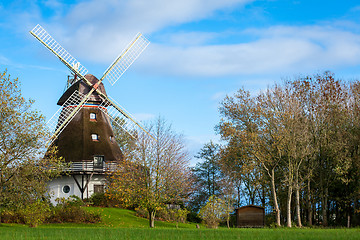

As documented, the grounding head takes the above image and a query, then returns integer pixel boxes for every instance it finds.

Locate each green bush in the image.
[1,196,101,226]
[1,208,24,224]
[21,200,51,227]
[136,206,189,227]
[87,193,119,207]
[199,196,227,229]
[0,200,51,227]
[47,196,101,224]
[55,195,84,207]
[187,211,202,223]
[47,205,101,223]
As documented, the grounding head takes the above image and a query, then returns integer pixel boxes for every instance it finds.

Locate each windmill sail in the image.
[30,25,88,83]
[30,24,154,143]
[99,95,154,140]
[46,90,88,146]
[100,33,150,86]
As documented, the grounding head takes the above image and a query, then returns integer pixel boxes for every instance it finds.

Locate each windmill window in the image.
[109,136,113,142]
[90,113,96,120]
[91,134,99,141]
[94,184,105,193]
[63,185,70,194]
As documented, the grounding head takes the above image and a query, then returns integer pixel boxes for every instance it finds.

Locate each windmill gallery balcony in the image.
[63,160,118,173]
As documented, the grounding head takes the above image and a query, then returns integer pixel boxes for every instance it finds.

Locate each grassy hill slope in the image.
[40,207,199,229]
[2,208,360,240]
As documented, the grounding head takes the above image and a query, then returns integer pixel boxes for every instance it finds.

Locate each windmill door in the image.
[94,155,104,170]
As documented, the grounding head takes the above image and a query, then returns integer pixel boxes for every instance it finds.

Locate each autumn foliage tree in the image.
[217,72,360,227]
[0,70,63,225]
[107,117,191,228]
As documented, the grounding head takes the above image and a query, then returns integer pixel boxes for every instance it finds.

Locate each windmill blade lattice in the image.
[30,24,88,85]
[99,96,154,140]
[46,90,88,146]
[101,33,150,85]
[30,24,154,142]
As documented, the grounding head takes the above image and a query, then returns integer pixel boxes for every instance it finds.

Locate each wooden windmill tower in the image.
[30,24,152,203]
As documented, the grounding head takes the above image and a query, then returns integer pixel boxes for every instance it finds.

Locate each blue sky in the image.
[1,0,360,164]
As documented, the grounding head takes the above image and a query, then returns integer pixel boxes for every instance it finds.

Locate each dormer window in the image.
[91,133,99,141]
[90,113,96,121]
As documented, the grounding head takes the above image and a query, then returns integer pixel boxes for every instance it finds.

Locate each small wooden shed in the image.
[236,205,265,228]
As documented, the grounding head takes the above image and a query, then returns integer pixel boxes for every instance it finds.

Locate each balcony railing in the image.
[63,161,118,172]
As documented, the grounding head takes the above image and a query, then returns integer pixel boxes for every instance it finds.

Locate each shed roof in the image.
[236,205,265,210]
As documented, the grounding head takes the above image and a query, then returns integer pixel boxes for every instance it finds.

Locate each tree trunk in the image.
[262,186,266,208]
[149,209,156,228]
[295,186,302,227]
[322,187,328,227]
[347,201,352,228]
[295,172,302,227]
[307,179,313,226]
[270,168,281,227]
[287,185,293,228]
[236,185,241,208]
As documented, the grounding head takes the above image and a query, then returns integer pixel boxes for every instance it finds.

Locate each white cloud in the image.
[138,25,360,77]
[10,1,360,79]
[133,113,156,121]
[41,0,252,62]
[63,0,251,33]
[350,5,360,12]
[160,31,220,46]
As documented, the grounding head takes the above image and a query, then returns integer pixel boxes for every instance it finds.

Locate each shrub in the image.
[137,206,189,227]
[1,196,101,225]
[1,200,51,227]
[88,193,119,207]
[199,196,227,229]
[47,196,101,224]
[187,211,202,223]
[21,200,51,227]
[1,208,24,224]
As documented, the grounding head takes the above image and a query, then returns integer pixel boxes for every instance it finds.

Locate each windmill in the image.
[30,24,152,202]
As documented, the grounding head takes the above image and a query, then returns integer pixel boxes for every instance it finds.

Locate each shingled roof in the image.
[52,74,123,163]
[57,74,107,105]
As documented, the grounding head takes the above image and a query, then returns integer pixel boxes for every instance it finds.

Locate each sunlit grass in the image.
[1,208,360,239]
[1,227,360,240]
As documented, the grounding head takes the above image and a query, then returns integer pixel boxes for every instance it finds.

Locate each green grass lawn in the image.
[1,208,360,239]
[1,227,360,240]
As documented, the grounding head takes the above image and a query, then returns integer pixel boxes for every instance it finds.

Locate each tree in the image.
[107,117,191,228]
[217,72,360,227]
[169,208,189,228]
[189,141,222,211]
[219,176,235,228]
[289,73,351,226]
[199,195,227,228]
[218,88,283,227]
[0,70,63,224]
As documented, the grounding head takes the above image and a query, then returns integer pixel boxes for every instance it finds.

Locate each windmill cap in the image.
[57,74,107,106]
